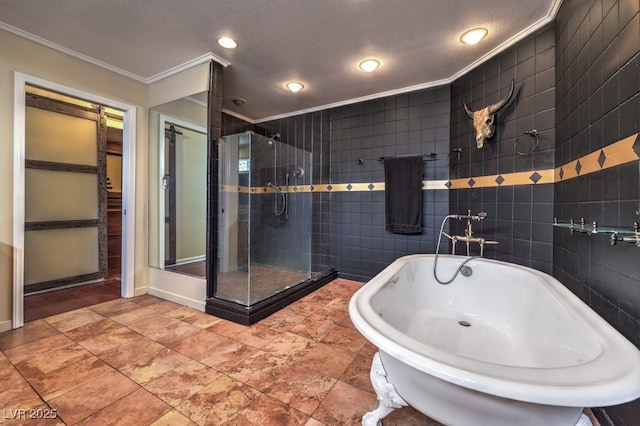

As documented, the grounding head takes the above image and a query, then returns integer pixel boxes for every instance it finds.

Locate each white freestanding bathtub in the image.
[349,254,640,426]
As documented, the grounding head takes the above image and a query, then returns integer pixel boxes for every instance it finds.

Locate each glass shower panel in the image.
[215,131,312,307]
[216,133,250,305]
[248,134,311,305]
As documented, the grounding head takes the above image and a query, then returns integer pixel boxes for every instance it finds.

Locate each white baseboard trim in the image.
[133,286,148,297]
[174,255,206,266]
[0,320,14,333]
[147,268,206,312]
[147,287,205,312]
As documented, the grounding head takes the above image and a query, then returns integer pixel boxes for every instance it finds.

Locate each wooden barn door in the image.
[24,91,107,294]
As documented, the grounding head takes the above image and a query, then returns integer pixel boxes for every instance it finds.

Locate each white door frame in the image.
[12,72,137,328]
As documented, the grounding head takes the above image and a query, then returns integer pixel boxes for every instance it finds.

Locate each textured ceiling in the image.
[0,0,560,122]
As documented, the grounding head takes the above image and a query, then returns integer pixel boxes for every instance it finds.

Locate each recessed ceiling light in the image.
[460,28,488,45]
[359,59,380,73]
[232,98,246,106]
[286,82,304,93]
[218,37,237,49]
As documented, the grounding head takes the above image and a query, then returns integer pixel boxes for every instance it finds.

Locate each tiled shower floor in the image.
[1,279,438,425]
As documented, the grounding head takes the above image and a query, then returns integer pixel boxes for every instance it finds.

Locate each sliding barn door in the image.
[24,93,107,293]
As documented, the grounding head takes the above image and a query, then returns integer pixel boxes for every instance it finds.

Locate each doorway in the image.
[160,119,207,277]
[12,73,137,328]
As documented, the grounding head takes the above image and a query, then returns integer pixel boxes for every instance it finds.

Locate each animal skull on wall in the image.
[463,79,515,148]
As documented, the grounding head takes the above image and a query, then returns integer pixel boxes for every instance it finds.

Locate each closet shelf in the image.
[553,218,640,247]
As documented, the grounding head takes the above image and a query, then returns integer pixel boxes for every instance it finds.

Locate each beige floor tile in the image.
[228,393,309,426]
[75,388,171,426]
[89,299,141,317]
[383,406,443,425]
[163,306,200,321]
[0,380,45,412]
[177,375,259,424]
[14,344,94,381]
[183,312,223,329]
[226,350,294,392]
[312,381,378,425]
[62,318,123,342]
[98,335,165,369]
[4,334,75,365]
[0,320,60,351]
[110,306,159,326]
[0,363,24,394]
[340,353,374,393]
[144,321,201,346]
[127,313,183,335]
[143,359,221,407]
[199,339,258,372]
[29,356,114,400]
[167,329,229,360]
[289,313,337,341]
[48,370,139,424]
[265,365,336,415]
[44,308,106,333]
[260,332,316,361]
[298,342,357,379]
[233,323,283,349]
[78,326,141,355]
[205,319,249,338]
[258,309,307,332]
[129,294,164,307]
[150,410,198,426]
[119,347,190,385]
[145,300,183,314]
[319,323,367,353]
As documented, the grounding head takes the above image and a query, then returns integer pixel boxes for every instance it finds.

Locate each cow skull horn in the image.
[464,79,515,148]
[488,79,515,114]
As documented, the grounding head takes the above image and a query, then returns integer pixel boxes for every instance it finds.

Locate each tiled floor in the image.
[24,279,122,323]
[1,279,439,425]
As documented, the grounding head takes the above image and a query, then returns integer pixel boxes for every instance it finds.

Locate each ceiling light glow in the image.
[286,82,304,93]
[218,37,237,49]
[460,28,488,45]
[359,59,380,72]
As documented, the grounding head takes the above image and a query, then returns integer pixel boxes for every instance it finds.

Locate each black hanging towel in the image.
[384,155,423,234]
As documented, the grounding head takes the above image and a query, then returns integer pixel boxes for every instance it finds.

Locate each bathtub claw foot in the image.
[362,352,408,426]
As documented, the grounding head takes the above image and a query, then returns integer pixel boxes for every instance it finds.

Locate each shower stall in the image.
[206,131,335,324]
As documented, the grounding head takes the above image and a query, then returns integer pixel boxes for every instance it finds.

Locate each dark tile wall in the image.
[254,112,333,274]
[227,87,451,282]
[449,25,557,274]
[324,88,450,282]
[222,111,334,274]
[553,0,640,422]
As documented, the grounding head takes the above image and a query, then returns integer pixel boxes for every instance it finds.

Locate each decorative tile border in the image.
[220,133,639,193]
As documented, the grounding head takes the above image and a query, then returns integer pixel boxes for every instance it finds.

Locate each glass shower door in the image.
[215,131,312,306]
[216,132,250,304]
[248,133,311,304]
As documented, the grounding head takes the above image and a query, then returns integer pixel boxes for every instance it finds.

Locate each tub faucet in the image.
[465,210,486,237]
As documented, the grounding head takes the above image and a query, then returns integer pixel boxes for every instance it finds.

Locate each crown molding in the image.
[2,0,564,122]
[222,108,257,125]
[254,2,563,123]
[0,22,230,84]
[145,53,230,84]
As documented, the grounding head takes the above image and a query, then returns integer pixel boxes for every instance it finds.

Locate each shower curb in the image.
[204,268,338,325]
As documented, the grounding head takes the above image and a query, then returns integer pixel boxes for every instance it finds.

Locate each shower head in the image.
[270,133,281,141]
